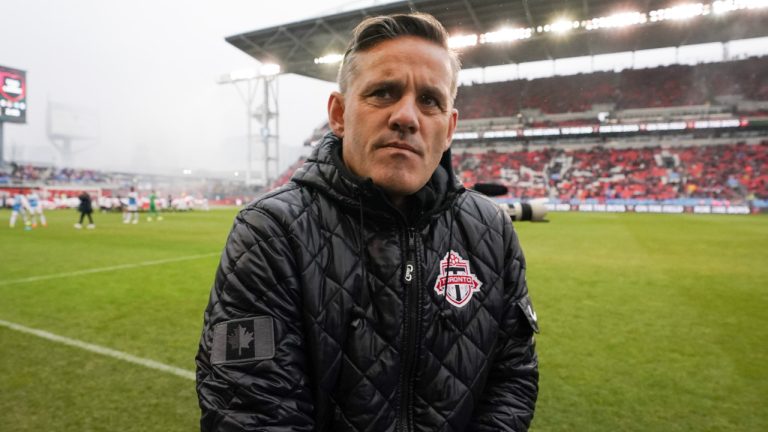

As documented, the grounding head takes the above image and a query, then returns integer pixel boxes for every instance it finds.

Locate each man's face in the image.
[328,36,458,203]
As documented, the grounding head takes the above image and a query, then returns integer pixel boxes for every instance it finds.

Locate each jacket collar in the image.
[292,132,464,224]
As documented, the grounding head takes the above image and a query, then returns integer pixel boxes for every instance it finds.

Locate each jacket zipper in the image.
[398,228,420,432]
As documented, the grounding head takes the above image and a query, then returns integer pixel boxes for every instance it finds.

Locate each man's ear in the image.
[444,108,458,151]
[328,91,345,137]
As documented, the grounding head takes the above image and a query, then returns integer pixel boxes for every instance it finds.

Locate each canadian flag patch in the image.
[433,251,483,308]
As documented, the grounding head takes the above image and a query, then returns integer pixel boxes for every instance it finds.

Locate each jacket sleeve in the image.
[195,208,314,431]
[468,220,539,431]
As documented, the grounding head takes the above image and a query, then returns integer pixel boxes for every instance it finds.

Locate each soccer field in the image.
[0,208,766,431]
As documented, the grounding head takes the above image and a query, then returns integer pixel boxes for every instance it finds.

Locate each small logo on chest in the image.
[433,251,482,308]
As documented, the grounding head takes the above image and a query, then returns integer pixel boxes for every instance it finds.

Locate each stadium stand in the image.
[454,56,768,120]
[0,162,108,184]
[264,54,767,213]
[440,56,768,211]
[452,141,768,203]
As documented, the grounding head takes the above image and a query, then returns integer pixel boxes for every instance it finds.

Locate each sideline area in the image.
[0,318,195,380]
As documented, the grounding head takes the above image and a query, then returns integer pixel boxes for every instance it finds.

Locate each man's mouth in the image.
[379,141,420,155]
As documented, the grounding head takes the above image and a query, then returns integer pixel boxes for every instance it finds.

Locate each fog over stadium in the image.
[1,0,384,177]
[2,0,767,182]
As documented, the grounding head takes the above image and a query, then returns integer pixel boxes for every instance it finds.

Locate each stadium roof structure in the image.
[226,0,768,82]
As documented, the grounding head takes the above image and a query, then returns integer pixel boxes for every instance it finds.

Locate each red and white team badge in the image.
[433,251,483,308]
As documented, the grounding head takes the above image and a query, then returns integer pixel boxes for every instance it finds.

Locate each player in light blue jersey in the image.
[27,191,47,228]
[9,193,32,230]
[123,187,140,224]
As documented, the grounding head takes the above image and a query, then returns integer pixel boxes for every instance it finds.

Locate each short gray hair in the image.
[337,12,461,100]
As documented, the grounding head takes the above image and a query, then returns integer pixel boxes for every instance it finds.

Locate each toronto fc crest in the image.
[433,251,483,308]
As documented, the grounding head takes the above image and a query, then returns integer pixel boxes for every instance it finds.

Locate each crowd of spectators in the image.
[454,56,768,118]
[453,141,768,203]
[0,161,261,206]
[0,162,108,185]
[265,140,767,204]
[706,56,768,101]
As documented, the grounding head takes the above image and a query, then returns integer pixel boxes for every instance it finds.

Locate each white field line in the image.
[0,252,220,286]
[0,319,195,381]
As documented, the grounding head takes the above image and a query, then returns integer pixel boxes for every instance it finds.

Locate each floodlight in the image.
[260,63,281,76]
[314,54,344,65]
[480,27,532,44]
[448,34,478,49]
[713,0,768,13]
[587,11,647,30]
[651,3,707,22]
[549,19,576,33]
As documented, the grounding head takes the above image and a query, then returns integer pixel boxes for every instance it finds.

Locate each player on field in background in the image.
[75,191,95,229]
[27,190,47,228]
[9,192,32,230]
[147,190,162,221]
[124,187,140,224]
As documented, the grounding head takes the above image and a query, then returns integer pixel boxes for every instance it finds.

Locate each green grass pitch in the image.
[0,208,766,431]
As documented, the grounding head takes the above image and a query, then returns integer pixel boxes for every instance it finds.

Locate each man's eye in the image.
[420,95,440,108]
[371,88,393,99]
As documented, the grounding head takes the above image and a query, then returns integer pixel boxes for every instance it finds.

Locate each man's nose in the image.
[388,97,419,135]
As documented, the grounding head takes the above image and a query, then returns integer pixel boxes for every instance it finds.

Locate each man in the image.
[27,190,47,228]
[9,192,32,230]
[196,12,538,431]
[123,186,139,224]
[147,190,162,221]
[75,191,95,229]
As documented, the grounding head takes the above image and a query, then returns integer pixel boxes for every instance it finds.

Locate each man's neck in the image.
[388,194,407,213]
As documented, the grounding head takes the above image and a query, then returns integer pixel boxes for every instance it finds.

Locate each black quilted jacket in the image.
[196,133,539,431]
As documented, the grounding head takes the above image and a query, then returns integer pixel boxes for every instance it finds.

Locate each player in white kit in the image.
[9,193,32,230]
[123,187,140,224]
[27,191,47,227]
